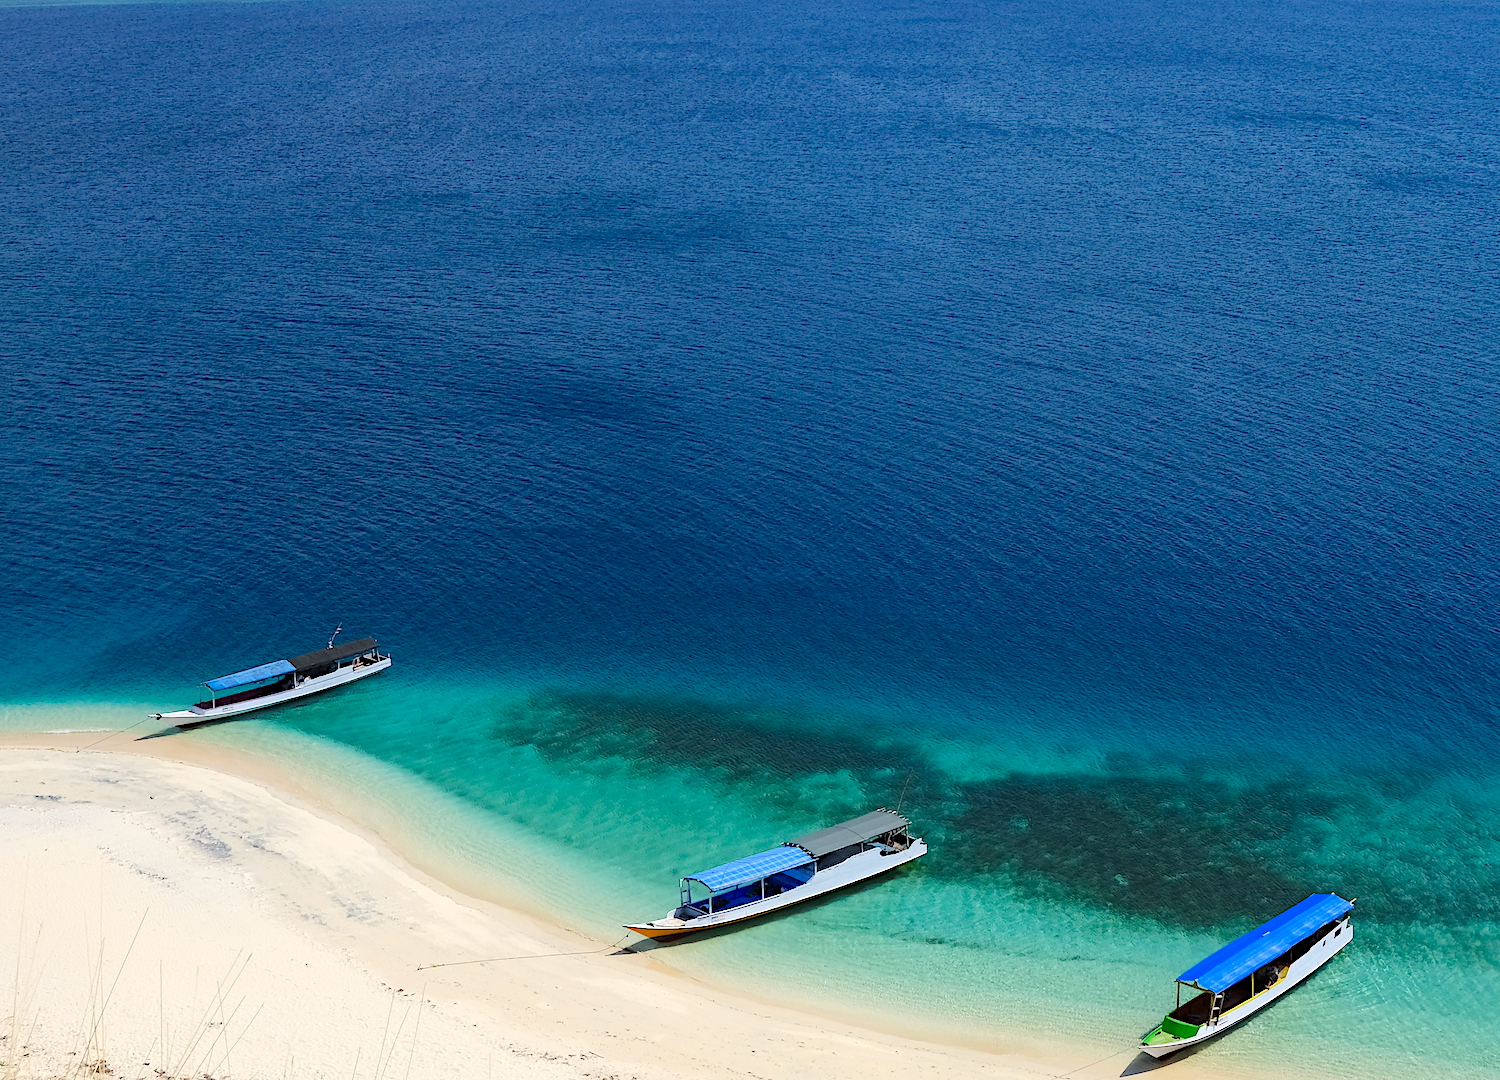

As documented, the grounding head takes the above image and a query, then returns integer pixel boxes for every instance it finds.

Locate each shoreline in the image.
[0,730,1307,1080]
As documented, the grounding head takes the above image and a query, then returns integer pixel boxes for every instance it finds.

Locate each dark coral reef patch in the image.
[490,689,1497,932]
[492,688,946,814]
[945,774,1322,926]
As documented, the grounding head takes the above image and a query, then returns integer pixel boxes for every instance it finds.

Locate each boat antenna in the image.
[895,770,915,814]
[327,623,343,649]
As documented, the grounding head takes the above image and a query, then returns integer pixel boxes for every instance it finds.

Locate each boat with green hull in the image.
[1140,893,1355,1058]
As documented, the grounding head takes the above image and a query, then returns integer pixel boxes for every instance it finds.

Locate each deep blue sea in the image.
[3,0,1498,1074]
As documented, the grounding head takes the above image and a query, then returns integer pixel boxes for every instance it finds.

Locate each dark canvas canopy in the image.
[205,638,378,691]
[285,638,378,672]
[787,810,910,858]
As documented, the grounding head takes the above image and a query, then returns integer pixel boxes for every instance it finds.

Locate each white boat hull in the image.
[626,838,927,938]
[154,656,391,722]
[1140,917,1352,1058]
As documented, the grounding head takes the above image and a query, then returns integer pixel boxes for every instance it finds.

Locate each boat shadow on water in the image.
[619,865,922,953]
[1119,962,1333,1074]
[135,682,363,741]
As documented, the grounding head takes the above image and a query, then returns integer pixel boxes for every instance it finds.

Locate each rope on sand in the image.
[1053,1042,1142,1077]
[417,933,633,970]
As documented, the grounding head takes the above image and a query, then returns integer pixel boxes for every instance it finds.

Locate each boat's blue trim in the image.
[1178,893,1353,992]
[205,659,296,692]
[685,846,815,892]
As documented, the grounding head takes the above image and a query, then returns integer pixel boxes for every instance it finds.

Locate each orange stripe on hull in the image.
[624,909,764,938]
[622,923,691,939]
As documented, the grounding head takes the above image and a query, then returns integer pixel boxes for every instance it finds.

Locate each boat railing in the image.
[1168,989,1213,1027]
[1212,919,1346,1018]
[876,827,913,851]
[813,843,866,872]
[704,867,816,913]
[195,672,297,711]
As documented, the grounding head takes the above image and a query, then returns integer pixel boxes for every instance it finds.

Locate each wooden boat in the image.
[1140,893,1355,1057]
[152,635,390,723]
[625,809,925,939]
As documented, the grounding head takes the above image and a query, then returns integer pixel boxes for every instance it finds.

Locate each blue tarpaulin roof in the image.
[685,846,814,892]
[205,660,295,692]
[1178,894,1354,992]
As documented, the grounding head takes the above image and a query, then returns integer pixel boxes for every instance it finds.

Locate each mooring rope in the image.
[1053,1042,1141,1077]
[76,715,152,752]
[417,933,633,971]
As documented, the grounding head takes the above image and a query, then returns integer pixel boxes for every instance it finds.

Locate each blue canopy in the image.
[1178,894,1354,992]
[205,660,295,692]
[685,846,814,893]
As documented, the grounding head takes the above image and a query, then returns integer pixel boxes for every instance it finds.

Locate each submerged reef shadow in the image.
[947,773,1323,927]
[489,689,1499,935]
[947,764,1500,931]
[492,687,950,820]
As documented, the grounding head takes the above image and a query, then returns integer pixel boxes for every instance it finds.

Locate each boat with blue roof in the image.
[152,633,390,723]
[625,809,925,939]
[1140,892,1355,1057]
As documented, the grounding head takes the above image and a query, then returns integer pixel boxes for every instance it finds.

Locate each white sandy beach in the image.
[1,736,1262,1080]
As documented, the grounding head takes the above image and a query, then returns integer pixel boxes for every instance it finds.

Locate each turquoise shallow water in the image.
[5,674,1497,1076]
[4,0,1500,1073]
